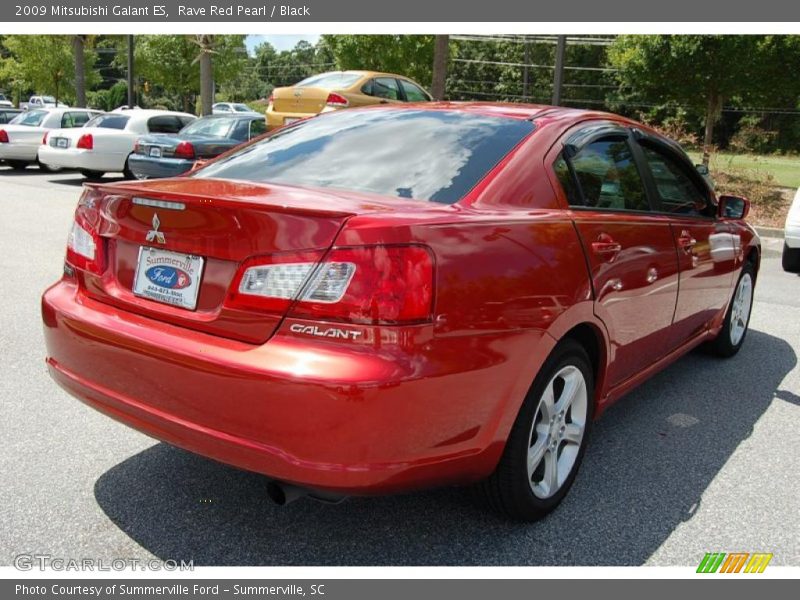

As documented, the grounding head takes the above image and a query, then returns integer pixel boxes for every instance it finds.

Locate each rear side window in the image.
[147,115,184,134]
[641,145,713,217]
[61,111,92,128]
[372,78,400,100]
[564,138,650,212]
[400,80,429,102]
[248,119,267,139]
[86,114,130,129]
[194,109,534,204]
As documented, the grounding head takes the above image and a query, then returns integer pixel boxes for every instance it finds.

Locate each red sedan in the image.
[41,103,759,521]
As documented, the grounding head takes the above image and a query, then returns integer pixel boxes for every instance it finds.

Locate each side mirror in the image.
[718,195,750,220]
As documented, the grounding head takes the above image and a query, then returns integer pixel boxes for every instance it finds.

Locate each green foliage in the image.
[321,35,434,87]
[253,39,334,88]
[0,35,99,104]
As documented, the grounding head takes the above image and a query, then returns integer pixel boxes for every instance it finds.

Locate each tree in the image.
[322,35,435,88]
[431,35,449,100]
[128,35,246,113]
[1,35,98,105]
[73,36,87,107]
[194,35,214,116]
[608,35,760,164]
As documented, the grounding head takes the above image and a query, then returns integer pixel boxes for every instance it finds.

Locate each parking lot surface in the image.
[1,167,798,566]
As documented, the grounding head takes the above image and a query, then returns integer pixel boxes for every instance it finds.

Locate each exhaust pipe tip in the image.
[266,481,306,506]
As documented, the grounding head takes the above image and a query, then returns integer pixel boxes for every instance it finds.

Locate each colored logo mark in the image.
[697,552,773,573]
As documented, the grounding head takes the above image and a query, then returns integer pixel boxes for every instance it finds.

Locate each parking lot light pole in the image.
[552,35,566,106]
[127,35,135,108]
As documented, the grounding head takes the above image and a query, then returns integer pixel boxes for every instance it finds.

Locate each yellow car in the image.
[266,70,432,130]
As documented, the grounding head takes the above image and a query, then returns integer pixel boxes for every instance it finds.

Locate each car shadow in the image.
[48,175,127,187]
[93,329,795,566]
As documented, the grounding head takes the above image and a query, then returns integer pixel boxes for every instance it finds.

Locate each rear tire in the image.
[7,160,28,170]
[782,243,800,273]
[37,158,61,173]
[707,261,756,357]
[79,169,105,180]
[123,156,134,180]
[479,339,594,521]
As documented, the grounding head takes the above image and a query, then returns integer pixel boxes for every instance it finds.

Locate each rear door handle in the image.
[591,233,622,259]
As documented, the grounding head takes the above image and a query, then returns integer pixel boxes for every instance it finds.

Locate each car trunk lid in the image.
[78,178,366,344]
[272,86,332,114]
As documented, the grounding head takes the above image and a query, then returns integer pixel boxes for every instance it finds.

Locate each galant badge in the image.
[146,213,166,244]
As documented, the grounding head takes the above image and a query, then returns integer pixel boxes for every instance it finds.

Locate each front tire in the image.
[480,339,594,521]
[782,243,800,273]
[707,261,755,357]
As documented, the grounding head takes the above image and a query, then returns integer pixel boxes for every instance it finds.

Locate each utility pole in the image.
[127,35,135,108]
[522,36,530,101]
[552,35,566,106]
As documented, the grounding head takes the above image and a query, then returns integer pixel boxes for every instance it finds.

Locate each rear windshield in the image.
[182,117,236,138]
[11,110,47,126]
[295,72,363,89]
[232,104,252,112]
[193,109,534,204]
[86,114,130,129]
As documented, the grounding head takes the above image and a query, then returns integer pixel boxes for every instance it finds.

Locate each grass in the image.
[687,151,800,189]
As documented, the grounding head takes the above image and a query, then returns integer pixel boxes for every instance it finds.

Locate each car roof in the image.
[117,109,196,120]
[333,101,639,126]
[196,113,262,120]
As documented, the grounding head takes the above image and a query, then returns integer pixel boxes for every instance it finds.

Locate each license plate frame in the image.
[132,246,205,311]
[284,117,300,125]
[56,137,68,148]
[149,146,162,158]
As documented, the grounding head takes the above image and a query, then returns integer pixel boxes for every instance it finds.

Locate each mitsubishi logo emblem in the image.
[146,213,166,244]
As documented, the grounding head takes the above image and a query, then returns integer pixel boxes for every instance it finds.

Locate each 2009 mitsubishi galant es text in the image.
[41,103,759,521]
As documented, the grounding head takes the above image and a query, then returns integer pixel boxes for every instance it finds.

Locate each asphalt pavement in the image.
[1,166,798,566]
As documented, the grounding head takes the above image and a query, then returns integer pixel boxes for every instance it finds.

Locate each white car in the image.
[38,109,196,179]
[0,94,13,109]
[212,102,258,114]
[783,188,800,272]
[0,107,102,171]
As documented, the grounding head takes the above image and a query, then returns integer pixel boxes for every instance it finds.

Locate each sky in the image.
[245,34,321,55]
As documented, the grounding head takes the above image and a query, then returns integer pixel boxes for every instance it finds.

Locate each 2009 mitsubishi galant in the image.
[41,103,759,521]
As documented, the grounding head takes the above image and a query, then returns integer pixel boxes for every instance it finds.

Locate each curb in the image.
[754,226,785,239]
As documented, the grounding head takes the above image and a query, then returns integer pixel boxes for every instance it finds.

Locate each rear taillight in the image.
[76,133,93,150]
[228,245,434,325]
[66,191,105,275]
[133,140,142,154]
[325,93,349,108]
[0,129,8,143]
[42,132,49,145]
[174,141,195,159]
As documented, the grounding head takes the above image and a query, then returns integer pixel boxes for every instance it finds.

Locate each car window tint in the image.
[86,114,130,129]
[61,111,92,128]
[249,119,267,139]
[11,110,47,126]
[147,115,184,134]
[399,80,429,102]
[373,78,400,100]
[568,138,650,211]
[641,145,713,217]
[233,104,252,112]
[194,109,534,204]
[553,155,580,206]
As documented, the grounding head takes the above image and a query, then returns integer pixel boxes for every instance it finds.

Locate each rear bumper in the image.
[38,146,126,173]
[265,109,318,130]
[128,154,194,179]
[0,143,36,161]
[42,279,543,494]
